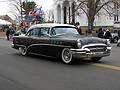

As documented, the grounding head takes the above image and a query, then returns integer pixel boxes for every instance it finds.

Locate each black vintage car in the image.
[12,23,112,64]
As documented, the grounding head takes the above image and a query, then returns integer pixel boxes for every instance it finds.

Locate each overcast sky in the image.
[0,0,54,19]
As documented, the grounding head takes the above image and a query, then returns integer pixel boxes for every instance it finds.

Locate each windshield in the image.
[51,26,79,36]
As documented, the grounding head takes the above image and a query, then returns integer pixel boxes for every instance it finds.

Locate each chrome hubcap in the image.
[62,48,72,63]
[19,47,27,55]
[63,50,71,61]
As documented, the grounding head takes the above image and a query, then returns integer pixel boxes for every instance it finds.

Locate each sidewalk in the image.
[0,31,14,41]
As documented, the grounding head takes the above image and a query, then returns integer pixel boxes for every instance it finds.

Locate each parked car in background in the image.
[12,23,112,64]
[111,30,119,43]
[112,22,120,43]
[117,39,120,46]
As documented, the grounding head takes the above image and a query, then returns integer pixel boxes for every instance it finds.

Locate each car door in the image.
[48,27,64,57]
[18,30,32,47]
[26,28,41,53]
[37,27,51,55]
[29,27,51,55]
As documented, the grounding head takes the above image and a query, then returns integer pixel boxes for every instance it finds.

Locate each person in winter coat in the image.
[6,27,10,40]
[75,22,82,35]
[97,28,104,38]
[104,29,112,39]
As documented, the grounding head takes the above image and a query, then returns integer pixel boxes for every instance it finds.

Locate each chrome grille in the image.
[87,46,106,52]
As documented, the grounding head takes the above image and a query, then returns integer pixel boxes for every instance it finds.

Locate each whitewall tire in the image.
[19,47,28,56]
[61,48,73,64]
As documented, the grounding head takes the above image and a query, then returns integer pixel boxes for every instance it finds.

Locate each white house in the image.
[53,0,120,27]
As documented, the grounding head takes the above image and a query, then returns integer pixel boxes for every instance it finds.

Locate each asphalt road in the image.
[0,39,120,90]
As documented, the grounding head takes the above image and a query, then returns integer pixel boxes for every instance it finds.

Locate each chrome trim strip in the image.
[12,44,26,48]
[27,43,71,49]
[82,43,107,49]
[12,43,71,52]
[70,48,90,52]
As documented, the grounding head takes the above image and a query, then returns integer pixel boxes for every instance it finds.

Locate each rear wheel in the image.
[19,47,28,56]
[91,57,102,62]
[61,48,73,64]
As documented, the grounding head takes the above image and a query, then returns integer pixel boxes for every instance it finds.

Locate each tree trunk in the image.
[88,18,94,34]
[87,0,95,34]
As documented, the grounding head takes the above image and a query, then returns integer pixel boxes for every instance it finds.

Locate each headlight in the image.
[77,39,82,48]
[106,39,111,46]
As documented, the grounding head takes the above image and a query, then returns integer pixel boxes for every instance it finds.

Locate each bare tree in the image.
[8,0,23,20]
[8,0,36,20]
[74,0,120,33]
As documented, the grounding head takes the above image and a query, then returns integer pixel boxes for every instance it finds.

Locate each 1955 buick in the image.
[12,23,112,64]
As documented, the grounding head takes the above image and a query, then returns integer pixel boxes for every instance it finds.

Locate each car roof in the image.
[28,23,76,30]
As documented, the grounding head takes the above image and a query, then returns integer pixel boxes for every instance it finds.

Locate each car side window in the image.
[26,28,40,37]
[51,28,56,36]
[26,29,32,36]
[40,27,50,37]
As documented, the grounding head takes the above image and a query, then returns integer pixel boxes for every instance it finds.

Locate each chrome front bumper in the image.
[70,46,112,58]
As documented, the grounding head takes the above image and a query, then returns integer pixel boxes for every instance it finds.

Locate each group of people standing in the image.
[97,27,112,39]
[74,22,112,39]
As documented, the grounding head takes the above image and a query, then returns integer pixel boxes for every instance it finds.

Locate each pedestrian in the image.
[6,26,10,40]
[75,22,82,35]
[97,27,104,38]
[104,29,112,39]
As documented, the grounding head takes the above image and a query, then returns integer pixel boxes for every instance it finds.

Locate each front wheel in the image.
[61,48,73,64]
[91,57,102,62]
[19,47,28,56]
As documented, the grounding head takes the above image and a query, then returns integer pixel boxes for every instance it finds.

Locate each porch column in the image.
[54,5,58,23]
[71,1,75,24]
[63,6,67,24]
[61,4,64,24]
[69,2,72,24]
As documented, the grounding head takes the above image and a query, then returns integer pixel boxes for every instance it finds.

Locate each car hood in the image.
[55,34,106,45]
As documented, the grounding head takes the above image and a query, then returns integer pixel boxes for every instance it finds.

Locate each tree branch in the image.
[96,0,119,15]
[102,7,114,17]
